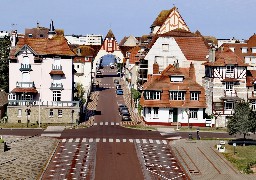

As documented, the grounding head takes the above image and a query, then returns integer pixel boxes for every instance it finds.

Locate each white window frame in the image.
[225,102,234,110]
[147,107,151,118]
[252,101,256,111]
[53,91,61,101]
[108,42,112,48]
[153,107,159,118]
[58,109,63,117]
[225,82,234,92]
[49,109,54,117]
[242,47,248,53]
[226,65,234,74]
[145,91,161,100]
[162,44,169,51]
[189,109,198,119]
[190,92,199,101]
[252,47,256,53]
[170,91,185,100]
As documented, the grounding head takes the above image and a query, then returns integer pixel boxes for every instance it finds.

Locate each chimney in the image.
[48,20,56,38]
[208,47,216,62]
[189,62,196,81]
[11,30,17,47]
[153,61,159,74]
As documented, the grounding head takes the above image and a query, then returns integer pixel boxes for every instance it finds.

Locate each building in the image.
[7,22,80,125]
[140,63,207,126]
[0,90,8,120]
[203,49,248,127]
[65,34,103,46]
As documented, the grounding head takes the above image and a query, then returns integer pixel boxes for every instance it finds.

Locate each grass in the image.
[223,145,256,174]
[178,126,227,132]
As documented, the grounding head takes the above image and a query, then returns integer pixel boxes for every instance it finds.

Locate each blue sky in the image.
[1,0,255,41]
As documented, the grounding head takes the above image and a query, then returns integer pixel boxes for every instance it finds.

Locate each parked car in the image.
[121,113,131,121]
[228,138,256,146]
[116,85,121,89]
[120,108,129,115]
[96,70,103,78]
[114,79,119,84]
[118,104,127,112]
[116,89,123,95]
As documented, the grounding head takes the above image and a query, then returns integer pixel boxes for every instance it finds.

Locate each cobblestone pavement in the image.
[171,139,256,180]
[0,135,58,179]
[42,139,97,180]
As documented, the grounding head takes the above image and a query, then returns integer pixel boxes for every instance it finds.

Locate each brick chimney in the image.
[189,62,196,81]
[153,62,159,74]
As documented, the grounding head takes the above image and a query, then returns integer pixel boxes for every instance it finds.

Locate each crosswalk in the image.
[61,138,168,144]
[93,122,120,126]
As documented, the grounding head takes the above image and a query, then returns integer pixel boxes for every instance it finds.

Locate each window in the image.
[170,91,185,100]
[108,42,112,47]
[169,109,173,119]
[28,34,32,38]
[190,92,199,100]
[225,102,234,110]
[77,65,79,68]
[189,108,198,119]
[252,101,256,111]
[153,108,159,118]
[226,65,234,74]
[162,44,169,51]
[155,56,164,71]
[144,91,161,100]
[241,47,248,53]
[40,34,44,38]
[225,82,234,92]
[49,109,53,117]
[147,107,151,118]
[170,76,184,82]
[18,109,22,117]
[252,47,256,53]
[53,91,61,101]
[58,110,63,117]
[245,57,250,63]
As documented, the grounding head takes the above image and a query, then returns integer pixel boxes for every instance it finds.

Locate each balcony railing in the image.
[50,83,64,90]
[19,64,32,71]
[52,64,62,70]
[8,100,79,107]
[16,81,35,88]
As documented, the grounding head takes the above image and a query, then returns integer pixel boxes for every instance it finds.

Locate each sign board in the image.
[233,143,236,147]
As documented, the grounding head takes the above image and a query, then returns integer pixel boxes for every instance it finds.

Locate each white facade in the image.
[65,34,102,45]
[0,31,9,38]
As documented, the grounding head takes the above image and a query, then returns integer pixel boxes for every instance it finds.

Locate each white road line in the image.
[82,138,86,142]
[100,122,103,125]
[103,138,106,142]
[94,123,97,126]
[62,139,66,142]
[109,138,113,143]
[116,139,120,142]
[105,122,109,125]
[68,138,73,142]
[116,123,120,125]
[149,139,154,143]
[111,122,114,125]
[156,140,161,144]
[122,139,126,142]
[89,138,93,143]
[136,139,141,143]
[96,138,100,142]
[129,139,133,143]
[75,138,80,142]
[142,139,147,144]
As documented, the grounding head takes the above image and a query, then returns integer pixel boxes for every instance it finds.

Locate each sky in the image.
[1,0,255,42]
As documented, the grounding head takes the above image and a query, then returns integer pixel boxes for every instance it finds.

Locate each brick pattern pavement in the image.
[170,139,256,180]
[0,136,58,179]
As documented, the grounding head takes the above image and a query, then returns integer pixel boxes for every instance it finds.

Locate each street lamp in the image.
[71,110,74,128]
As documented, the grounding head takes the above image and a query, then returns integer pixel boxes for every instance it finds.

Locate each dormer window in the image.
[170,75,184,82]
[144,91,161,100]
[241,47,248,53]
[190,92,199,100]
[28,34,32,38]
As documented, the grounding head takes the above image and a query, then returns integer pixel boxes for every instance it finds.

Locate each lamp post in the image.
[71,110,74,128]
[130,83,134,109]
[25,106,31,128]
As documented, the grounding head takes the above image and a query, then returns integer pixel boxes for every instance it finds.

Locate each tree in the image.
[227,101,256,139]
[76,83,86,104]
[0,35,11,92]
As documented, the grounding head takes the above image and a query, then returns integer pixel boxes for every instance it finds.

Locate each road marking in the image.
[129,139,133,143]
[136,139,140,143]
[89,138,93,143]
[162,140,167,144]
[68,138,73,142]
[82,138,86,142]
[142,139,147,144]
[122,139,126,142]
[105,122,109,125]
[103,138,106,142]
[75,138,80,142]
[96,138,100,142]
[100,122,103,125]
[111,122,114,125]
[109,138,113,143]
[156,140,160,144]
[116,139,120,142]
[62,139,66,142]
[94,123,97,126]
[149,139,154,143]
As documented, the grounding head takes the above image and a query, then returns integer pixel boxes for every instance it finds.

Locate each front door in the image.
[173,108,178,122]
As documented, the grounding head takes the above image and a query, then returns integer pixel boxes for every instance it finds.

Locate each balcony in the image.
[12,82,38,94]
[220,90,241,101]
[49,64,65,76]
[8,100,79,107]
[19,64,32,71]
[50,83,64,90]
[16,82,35,88]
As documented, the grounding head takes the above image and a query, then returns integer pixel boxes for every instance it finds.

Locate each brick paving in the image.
[0,135,58,179]
[170,139,256,180]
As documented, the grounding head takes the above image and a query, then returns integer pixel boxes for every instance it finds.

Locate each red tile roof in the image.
[11,88,38,93]
[140,64,206,108]
[9,35,75,58]
[49,70,65,75]
[247,70,256,87]
[128,46,141,64]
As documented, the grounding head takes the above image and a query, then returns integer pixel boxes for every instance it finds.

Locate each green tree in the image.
[76,83,86,104]
[0,35,11,92]
[227,101,256,139]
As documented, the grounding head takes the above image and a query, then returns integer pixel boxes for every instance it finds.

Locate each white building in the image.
[65,34,102,45]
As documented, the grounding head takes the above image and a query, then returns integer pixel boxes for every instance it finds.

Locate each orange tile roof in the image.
[140,64,206,108]
[10,35,75,58]
[203,49,248,66]
[105,29,115,39]
[49,70,65,75]
[174,37,209,61]
[247,70,256,87]
[11,88,38,94]
[128,46,141,64]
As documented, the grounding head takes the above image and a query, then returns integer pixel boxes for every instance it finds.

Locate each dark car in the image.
[120,108,129,115]
[228,138,256,146]
[114,79,119,84]
[116,89,123,95]
[118,104,127,112]
[116,85,121,89]
[96,70,103,78]
[121,113,131,121]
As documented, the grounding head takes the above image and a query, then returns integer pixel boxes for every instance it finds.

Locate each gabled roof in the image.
[203,49,248,66]
[105,29,115,39]
[9,35,75,58]
[141,64,206,108]
[151,8,176,27]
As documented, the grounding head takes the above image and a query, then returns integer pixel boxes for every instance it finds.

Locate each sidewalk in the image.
[170,139,256,180]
